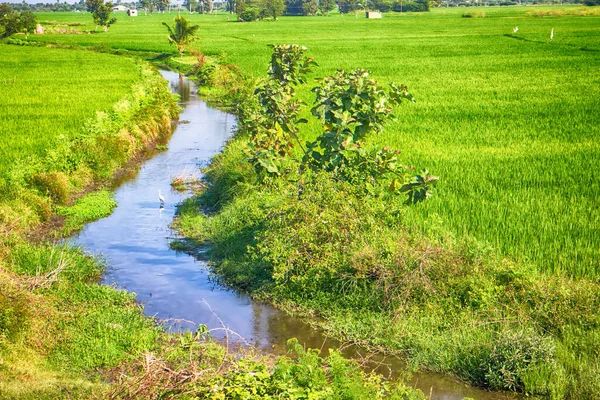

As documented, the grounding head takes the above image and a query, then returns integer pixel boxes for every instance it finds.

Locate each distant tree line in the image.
[181,0,215,14]
[7,1,85,12]
[2,0,595,21]
[0,3,37,37]
[229,0,430,19]
[437,0,593,5]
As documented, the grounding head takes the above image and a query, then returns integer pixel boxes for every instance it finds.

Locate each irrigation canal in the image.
[71,70,514,400]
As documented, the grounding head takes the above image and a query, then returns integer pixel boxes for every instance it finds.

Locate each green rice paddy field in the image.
[0,45,141,177]
[11,6,600,277]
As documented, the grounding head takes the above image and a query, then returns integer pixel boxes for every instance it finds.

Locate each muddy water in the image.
[72,70,513,400]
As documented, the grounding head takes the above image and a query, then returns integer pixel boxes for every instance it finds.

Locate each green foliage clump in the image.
[236,0,285,21]
[264,0,286,19]
[305,69,437,202]
[237,46,437,203]
[85,0,117,31]
[239,6,261,21]
[240,44,316,177]
[162,15,200,56]
[111,335,425,399]
[0,4,37,38]
[208,339,425,399]
[302,0,319,15]
[57,190,117,234]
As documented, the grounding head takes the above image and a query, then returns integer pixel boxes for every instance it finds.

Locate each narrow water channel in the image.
[72,70,513,400]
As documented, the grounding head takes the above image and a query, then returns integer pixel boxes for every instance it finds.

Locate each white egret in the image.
[513,26,518,33]
[158,190,165,205]
[550,28,554,40]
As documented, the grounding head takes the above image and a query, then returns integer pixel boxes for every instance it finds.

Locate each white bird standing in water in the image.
[550,28,554,40]
[158,190,165,206]
[513,26,518,33]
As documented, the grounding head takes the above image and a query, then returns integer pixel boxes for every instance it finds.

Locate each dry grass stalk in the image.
[27,247,69,291]
[171,167,205,193]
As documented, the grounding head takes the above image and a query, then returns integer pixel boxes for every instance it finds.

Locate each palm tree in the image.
[162,16,200,57]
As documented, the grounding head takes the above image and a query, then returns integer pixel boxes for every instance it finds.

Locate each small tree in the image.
[155,0,170,12]
[319,0,336,14]
[302,0,318,15]
[162,15,200,56]
[264,0,285,19]
[140,0,154,14]
[85,0,117,31]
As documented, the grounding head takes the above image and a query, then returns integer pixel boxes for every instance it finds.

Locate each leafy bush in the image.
[239,6,261,21]
[304,69,437,203]
[0,4,37,38]
[239,45,316,178]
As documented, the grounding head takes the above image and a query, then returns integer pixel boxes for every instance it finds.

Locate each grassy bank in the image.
[0,44,176,397]
[172,34,600,397]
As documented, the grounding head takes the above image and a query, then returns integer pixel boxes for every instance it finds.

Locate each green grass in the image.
[23,6,600,277]
[0,44,140,177]
[57,190,117,234]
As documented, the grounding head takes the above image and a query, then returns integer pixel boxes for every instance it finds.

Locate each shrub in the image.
[484,331,555,391]
[462,10,485,18]
[0,4,38,38]
[239,45,316,178]
[304,69,437,203]
[239,6,261,21]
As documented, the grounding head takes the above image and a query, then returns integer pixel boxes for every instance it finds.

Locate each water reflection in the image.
[70,71,514,400]
[170,73,191,102]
